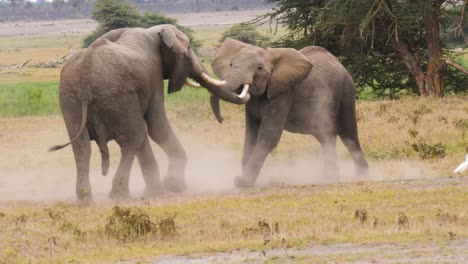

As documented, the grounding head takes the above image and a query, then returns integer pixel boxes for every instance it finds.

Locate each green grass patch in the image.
[0,82,60,116]
[0,81,213,116]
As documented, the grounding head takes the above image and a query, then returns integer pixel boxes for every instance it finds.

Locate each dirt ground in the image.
[0,10,268,37]
[141,239,468,264]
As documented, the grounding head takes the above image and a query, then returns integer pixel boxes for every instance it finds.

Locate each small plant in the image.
[436,209,458,224]
[398,211,409,230]
[45,207,65,223]
[408,129,419,138]
[105,206,157,241]
[453,118,468,139]
[157,213,178,239]
[410,139,446,159]
[14,214,28,228]
[354,209,368,224]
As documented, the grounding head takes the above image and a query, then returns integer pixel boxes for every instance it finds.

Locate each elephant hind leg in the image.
[338,99,368,173]
[137,138,163,199]
[62,103,93,206]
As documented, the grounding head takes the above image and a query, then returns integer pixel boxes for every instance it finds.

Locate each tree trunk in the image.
[422,2,446,97]
[385,0,447,97]
[390,38,428,96]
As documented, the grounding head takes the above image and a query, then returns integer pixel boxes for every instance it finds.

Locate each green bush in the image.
[83,0,200,50]
[219,23,270,46]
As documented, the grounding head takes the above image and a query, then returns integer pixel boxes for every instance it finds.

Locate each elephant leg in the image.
[109,146,137,201]
[106,96,147,201]
[62,104,93,206]
[235,95,292,188]
[242,107,260,167]
[340,136,369,174]
[319,136,339,182]
[137,138,163,198]
[146,100,187,193]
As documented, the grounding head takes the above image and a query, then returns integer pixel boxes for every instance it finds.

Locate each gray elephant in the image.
[49,25,248,204]
[210,39,368,188]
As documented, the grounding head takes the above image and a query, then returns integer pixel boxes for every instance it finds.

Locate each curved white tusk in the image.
[201,72,227,86]
[184,79,201,88]
[238,84,250,99]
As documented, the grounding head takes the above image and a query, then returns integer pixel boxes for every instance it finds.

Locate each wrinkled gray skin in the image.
[211,39,369,188]
[49,26,247,205]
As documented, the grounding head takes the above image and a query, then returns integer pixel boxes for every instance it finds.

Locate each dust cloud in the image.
[0,125,435,204]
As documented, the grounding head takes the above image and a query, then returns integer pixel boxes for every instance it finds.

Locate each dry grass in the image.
[0,182,467,263]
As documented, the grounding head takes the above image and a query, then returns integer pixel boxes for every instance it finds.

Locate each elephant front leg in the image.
[242,107,260,168]
[235,96,291,188]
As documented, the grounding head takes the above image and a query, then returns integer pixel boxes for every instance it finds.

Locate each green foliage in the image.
[262,0,468,98]
[83,0,200,50]
[220,23,270,46]
[410,139,447,160]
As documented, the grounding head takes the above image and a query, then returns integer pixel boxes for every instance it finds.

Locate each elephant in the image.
[49,25,249,205]
[210,38,369,188]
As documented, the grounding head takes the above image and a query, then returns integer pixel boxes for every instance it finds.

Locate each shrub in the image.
[83,0,200,50]
[219,23,270,46]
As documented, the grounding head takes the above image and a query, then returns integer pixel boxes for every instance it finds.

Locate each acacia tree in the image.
[260,0,467,97]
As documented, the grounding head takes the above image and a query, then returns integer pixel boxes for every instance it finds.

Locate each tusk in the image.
[201,72,227,86]
[238,84,250,99]
[184,79,201,88]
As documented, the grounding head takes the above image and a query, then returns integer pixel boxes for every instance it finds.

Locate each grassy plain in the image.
[0,23,467,263]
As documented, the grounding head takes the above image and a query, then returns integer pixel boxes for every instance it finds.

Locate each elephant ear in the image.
[159,25,194,94]
[267,48,313,98]
[211,38,250,79]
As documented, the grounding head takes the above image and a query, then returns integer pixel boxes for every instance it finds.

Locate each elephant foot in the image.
[142,184,165,199]
[76,195,94,207]
[109,187,130,201]
[163,176,186,193]
[76,185,93,207]
[234,176,255,188]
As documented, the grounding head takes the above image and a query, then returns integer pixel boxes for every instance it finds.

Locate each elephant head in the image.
[209,38,313,122]
[145,25,251,104]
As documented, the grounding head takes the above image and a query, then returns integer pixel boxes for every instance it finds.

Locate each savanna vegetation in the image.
[260,0,468,98]
[0,2,467,263]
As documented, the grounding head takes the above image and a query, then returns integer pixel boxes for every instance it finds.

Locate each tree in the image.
[260,0,467,98]
[83,0,200,50]
[220,23,270,46]
[52,0,65,10]
[68,0,86,16]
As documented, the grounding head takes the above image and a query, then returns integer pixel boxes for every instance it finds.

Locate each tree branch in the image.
[445,59,468,75]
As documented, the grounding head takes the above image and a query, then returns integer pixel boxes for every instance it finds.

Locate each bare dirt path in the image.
[125,239,468,264]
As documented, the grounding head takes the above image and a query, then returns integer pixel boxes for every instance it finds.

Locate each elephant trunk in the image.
[208,70,249,123]
[188,54,250,105]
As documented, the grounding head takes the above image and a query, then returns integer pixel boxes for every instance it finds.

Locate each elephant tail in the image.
[48,101,88,152]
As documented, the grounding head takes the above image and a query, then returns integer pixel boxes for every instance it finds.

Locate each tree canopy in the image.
[219,23,270,46]
[259,0,467,98]
[83,0,200,50]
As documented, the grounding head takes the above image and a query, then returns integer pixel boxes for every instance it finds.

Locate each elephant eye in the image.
[229,63,233,67]
[257,65,263,70]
